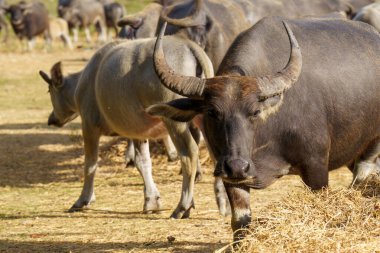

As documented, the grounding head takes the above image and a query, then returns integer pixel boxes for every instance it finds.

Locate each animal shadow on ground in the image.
[0,240,224,253]
[0,122,88,187]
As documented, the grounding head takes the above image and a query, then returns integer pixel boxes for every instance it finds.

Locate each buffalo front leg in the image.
[124,138,135,167]
[72,28,79,43]
[215,177,231,216]
[224,183,251,242]
[164,120,199,219]
[84,27,92,43]
[133,139,161,213]
[69,126,101,212]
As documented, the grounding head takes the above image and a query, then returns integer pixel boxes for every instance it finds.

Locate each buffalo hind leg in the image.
[133,139,161,213]
[224,183,251,243]
[69,125,101,212]
[163,119,199,219]
[163,135,178,162]
[351,141,380,185]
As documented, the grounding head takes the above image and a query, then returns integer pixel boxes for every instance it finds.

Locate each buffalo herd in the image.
[2,0,379,245]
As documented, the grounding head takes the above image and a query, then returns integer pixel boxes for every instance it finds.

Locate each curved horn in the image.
[154,22,206,98]
[160,0,205,27]
[117,16,143,28]
[258,21,302,99]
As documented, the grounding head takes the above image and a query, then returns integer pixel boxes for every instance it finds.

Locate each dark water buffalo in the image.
[39,35,213,218]
[158,0,375,71]
[149,19,380,242]
[4,1,50,50]
[352,2,380,31]
[159,0,251,70]
[58,0,107,43]
[103,2,125,37]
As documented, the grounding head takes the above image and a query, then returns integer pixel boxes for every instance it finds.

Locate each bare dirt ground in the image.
[0,47,375,253]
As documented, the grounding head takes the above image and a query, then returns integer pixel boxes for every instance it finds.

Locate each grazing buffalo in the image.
[4,1,50,50]
[39,35,213,218]
[148,19,380,242]
[58,0,107,43]
[103,2,125,37]
[49,17,73,49]
[352,2,380,31]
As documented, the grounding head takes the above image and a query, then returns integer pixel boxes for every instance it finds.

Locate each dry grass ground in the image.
[0,11,379,253]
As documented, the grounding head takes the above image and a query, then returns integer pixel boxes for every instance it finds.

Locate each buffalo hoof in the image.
[195,171,202,183]
[167,153,178,162]
[125,160,135,168]
[170,200,195,219]
[68,202,92,213]
[68,194,95,212]
[143,196,162,214]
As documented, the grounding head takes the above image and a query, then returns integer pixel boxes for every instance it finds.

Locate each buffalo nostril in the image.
[226,159,250,177]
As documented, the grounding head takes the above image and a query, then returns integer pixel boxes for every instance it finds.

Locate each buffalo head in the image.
[148,22,302,187]
[39,62,79,127]
[160,0,209,48]
[5,3,28,26]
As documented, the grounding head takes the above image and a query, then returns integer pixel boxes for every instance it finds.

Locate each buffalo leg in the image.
[351,141,380,185]
[163,119,199,219]
[215,177,231,216]
[69,125,101,212]
[300,158,329,190]
[27,38,36,51]
[60,33,73,50]
[133,139,161,213]
[72,28,79,43]
[84,27,92,43]
[162,135,178,162]
[224,183,251,242]
[125,139,135,167]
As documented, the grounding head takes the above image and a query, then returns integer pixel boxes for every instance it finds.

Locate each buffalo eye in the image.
[206,109,220,119]
[248,110,261,123]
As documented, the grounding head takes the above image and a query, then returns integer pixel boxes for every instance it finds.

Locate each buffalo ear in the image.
[39,70,52,85]
[50,62,64,88]
[146,98,203,122]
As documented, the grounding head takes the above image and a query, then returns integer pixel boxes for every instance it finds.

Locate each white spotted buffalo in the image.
[148,19,380,242]
[39,36,213,219]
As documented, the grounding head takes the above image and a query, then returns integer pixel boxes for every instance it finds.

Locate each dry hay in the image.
[352,174,380,198]
[218,187,380,253]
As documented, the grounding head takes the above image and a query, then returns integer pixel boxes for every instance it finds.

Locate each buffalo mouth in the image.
[221,177,271,189]
[221,177,256,185]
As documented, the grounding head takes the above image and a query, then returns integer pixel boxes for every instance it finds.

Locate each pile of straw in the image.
[218,186,380,253]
